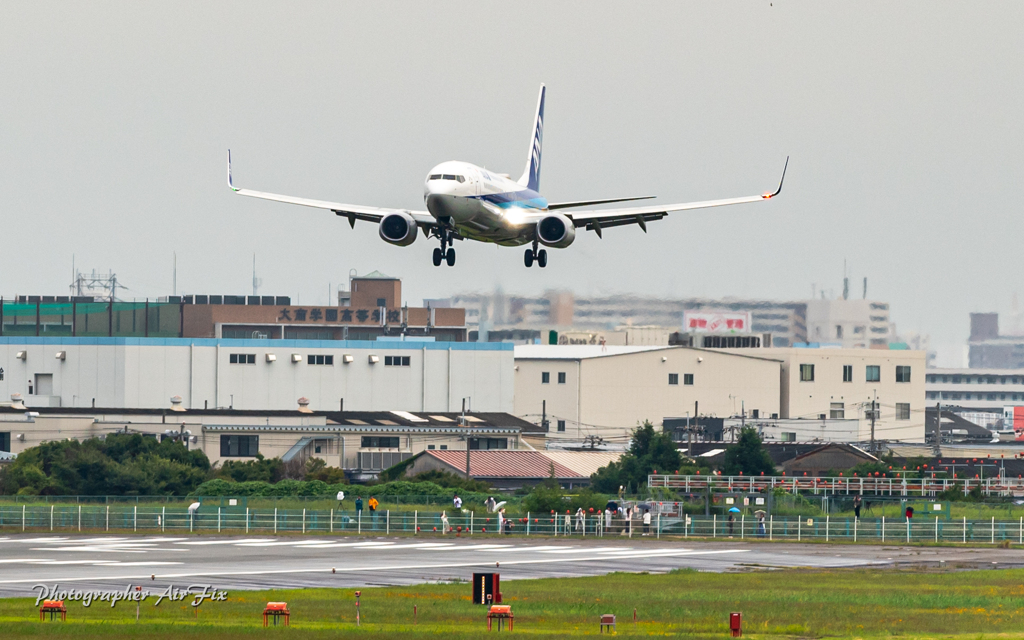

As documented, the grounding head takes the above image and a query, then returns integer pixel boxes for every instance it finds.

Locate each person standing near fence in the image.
[453,494,463,510]
[368,496,379,527]
[575,508,585,533]
[441,511,451,534]
[642,509,651,535]
[853,495,862,520]
[756,511,766,537]
[355,496,363,517]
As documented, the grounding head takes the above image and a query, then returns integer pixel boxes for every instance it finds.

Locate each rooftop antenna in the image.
[252,254,262,296]
[842,259,849,300]
[863,277,867,300]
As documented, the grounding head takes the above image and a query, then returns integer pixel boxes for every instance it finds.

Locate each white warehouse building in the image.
[0,337,513,413]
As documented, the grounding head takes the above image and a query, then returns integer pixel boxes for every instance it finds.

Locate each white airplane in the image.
[227,84,787,268]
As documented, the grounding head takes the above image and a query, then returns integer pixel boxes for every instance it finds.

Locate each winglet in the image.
[762,156,789,199]
[227,150,239,191]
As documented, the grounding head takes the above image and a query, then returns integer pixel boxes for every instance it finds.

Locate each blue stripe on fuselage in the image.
[471,189,548,210]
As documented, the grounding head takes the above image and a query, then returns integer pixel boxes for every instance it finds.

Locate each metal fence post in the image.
[50,505,54,531]
[274,507,278,534]
[881,516,885,542]
[936,517,939,543]
[526,512,530,536]
[741,514,745,539]
[302,508,306,534]
[906,517,910,543]
[414,510,417,534]
[963,517,967,543]
[246,508,249,534]
[386,510,390,535]
[218,507,222,533]
[992,517,995,544]
[106,505,109,532]
[22,505,25,532]
[854,517,857,542]
[470,511,474,535]
[330,509,334,534]
[769,515,773,541]
[134,506,138,533]
[357,510,361,534]
[714,514,717,539]
[657,513,660,539]
[162,506,166,533]
[78,505,82,532]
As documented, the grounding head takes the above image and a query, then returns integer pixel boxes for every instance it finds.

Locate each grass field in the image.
[2,567,1023,638]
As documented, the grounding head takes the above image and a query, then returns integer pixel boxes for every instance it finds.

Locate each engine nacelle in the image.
[379,212,418,246]
[536,213,576,248]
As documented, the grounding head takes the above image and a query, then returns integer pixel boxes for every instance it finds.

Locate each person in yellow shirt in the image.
[368,496,379,530]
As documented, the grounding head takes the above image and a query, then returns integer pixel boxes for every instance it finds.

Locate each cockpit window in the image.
[429,174,443,180]
[430,174,465,183]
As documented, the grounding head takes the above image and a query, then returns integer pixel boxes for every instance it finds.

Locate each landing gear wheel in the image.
[445,247,456,266]
[432,247,443,266]
[537,249,548,268]
[524,249,534,267]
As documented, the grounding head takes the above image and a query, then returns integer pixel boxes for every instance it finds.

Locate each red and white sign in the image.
[683,311,752,334]
[1004,406,1024,441]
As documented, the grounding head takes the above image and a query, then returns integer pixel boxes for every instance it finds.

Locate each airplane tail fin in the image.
[517,84,545,192]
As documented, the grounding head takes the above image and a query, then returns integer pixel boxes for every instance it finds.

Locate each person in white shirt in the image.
[643,509,652,535]
[441,511,451,533]
[575,508,585,533]
[453,495,463,510]
[497,508,504,534]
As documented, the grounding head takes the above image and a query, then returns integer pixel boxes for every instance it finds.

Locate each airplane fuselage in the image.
[423,160,547,246]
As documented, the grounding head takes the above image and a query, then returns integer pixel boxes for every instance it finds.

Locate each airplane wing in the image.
[226,151,436,229]
[547,195,656,210]
[564,157,788,237]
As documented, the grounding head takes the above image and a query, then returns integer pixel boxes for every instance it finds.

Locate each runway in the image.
[0,533,1021,598]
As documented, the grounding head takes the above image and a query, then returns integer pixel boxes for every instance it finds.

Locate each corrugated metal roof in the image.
[539,451,621,477]
[514,345,672,360]
[425,450,583,479]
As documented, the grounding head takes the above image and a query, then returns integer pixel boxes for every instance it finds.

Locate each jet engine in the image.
[379,212,418,246]
[536,213,576,248]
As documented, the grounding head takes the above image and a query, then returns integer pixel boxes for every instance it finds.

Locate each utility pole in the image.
[462,398,471,481]
[933,402,942,456]
[693,401,698,448]
[541,400,549,432]
[686,410,692,458]
[869,393,878,453]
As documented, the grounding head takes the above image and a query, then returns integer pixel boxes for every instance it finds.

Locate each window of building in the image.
[843,365,853,382]
[683,373,694,385]
[384,356,411,366]
[800,364,815,382]
[835,325,843,339]
[360,436,399,448]
[469,437,508,450]
[427,445,435,450]
[557,372,566,384]
[989,393,998,401]
[830,402,845,419]
[557,420,566,432]
[896,365,911,383]
[440,444,447,450]
[229,353,256,364]
[896,403,910,420]
[220,435,258,457]
[866,365,880,382]
[542,372,550,384]
[853,326,865,334]
[752,409,759,418]
[0,431,9,453]
[307,355,334,365]
[668,373,679,385]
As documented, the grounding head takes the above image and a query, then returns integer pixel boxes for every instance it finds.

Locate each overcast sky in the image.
[1,2,1021,363]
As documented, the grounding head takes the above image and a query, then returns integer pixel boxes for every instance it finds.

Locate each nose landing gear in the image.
[524,242,547,268]
[432,229,456,267]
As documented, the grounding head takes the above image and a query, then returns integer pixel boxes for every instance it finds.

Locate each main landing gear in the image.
[432,230,456,267]
[524,241,547,268]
